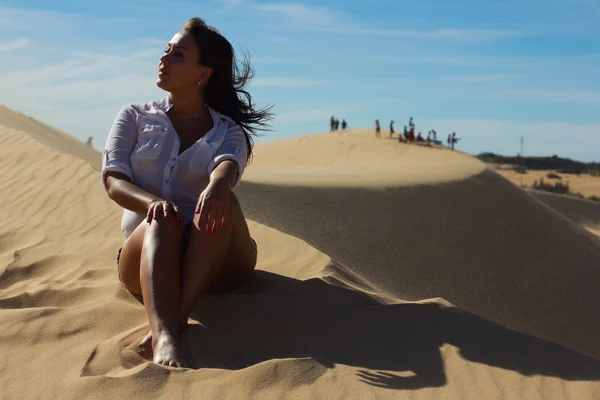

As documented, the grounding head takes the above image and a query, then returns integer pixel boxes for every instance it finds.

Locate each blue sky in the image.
[0,0,599,160]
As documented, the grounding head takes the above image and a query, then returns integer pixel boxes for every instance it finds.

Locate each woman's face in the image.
[156,32,211,92]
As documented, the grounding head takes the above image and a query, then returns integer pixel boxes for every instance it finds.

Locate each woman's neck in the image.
[168,91,206,116]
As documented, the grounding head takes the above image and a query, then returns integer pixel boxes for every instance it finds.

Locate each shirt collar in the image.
[157,95,235,125]
[158,95,173,112]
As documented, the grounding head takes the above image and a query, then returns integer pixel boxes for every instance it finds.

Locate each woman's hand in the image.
[146,200,185,224]
[194,179,230,233]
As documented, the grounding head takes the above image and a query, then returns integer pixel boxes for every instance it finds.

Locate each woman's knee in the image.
[144,216,185,241]
[229,190,240,208]
[230,191,249,219]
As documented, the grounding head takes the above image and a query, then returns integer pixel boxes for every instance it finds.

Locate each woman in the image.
[101,17,272,368]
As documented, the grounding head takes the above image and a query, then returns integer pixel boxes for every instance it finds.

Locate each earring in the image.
[197,79,202,85]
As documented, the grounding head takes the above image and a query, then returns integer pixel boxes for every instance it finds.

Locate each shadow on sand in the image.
[178,270,600,390]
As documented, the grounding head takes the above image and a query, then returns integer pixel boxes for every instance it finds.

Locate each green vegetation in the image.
[477,153,600,174]
[529,180,600,203]
[479,153,600,202]
[513,165,527,174]
[557,167,583,175]
[546,172,561,179]
[531,178,570,194]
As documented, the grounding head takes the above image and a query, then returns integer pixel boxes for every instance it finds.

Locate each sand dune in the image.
[532,190,600,233]
[240,130,600,361]
[1,110,600,399]
[0,105,101,170]
[245,131,484,187]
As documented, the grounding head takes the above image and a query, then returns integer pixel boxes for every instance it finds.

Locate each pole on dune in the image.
[520,137,524,157]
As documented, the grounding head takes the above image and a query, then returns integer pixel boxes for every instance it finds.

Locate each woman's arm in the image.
[208,160,238,190]
[102,105,163,213]
[193,126,247,229]
[206,124,249,189]
[105,172,162,214]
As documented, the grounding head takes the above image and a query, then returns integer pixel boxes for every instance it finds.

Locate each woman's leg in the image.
[117,216,187,367]
[180,191,257,320]
[118,192,256,366]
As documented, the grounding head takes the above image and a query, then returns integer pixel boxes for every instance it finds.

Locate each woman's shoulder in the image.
[208,107,238,129]
[119,97,170,115]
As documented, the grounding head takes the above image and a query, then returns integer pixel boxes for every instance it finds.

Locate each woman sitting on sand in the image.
[101,17,271,367]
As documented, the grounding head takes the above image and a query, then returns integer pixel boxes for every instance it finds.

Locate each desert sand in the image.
[494,166,600,199]
[1,108,600,399]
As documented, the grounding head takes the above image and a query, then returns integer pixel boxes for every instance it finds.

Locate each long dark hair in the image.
[182,17,273,163]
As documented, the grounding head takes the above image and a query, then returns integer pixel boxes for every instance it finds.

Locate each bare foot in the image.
[136,320,188,361]
[153,332,187,368]
[136,330,153,360]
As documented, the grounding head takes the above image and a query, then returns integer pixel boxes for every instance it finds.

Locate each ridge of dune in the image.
[2,121,600,399]
[239,131,600,362]
[246,129,485,187]
[530,190,600,235]
[0,105,101,170]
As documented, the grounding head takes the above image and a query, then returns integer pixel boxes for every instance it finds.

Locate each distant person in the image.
[102,17,269,367]
[451,132,459,150]
[417,132,424,142]
[341,119,347,130]
[335,119,340,131]
[409,126,415,141]
[427,131,431,142]
[447,133,452,148]
[375,119,381,138]
[408,117,413,130]
[330,116,335,131]
[432,129,437,142]
[86,136,94,146]
[389,120,395,138]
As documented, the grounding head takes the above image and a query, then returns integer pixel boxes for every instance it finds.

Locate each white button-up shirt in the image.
[101,96,248,240]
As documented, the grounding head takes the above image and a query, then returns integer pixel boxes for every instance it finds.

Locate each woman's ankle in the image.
[153,323,179,339]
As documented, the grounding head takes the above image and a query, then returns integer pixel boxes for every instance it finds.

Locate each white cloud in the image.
[0,47,164,149]
[141,38,168,46]
[0,7,74,32]
[307,26,520,40]
[254,3,340,26]
[423,118,600,161]
[0,38,29,52]
[446,88,600,104]
[250,77,333,87]
[275,107,341,124]
[274,98,403,125]
[423,29,517,39]
[226,0,244,8]
[460,74,516,83]
[498,89,600,103]
[254,3,519,40]
[0,50,156,86]
[266,37,295,45]
[252,56,312,65]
